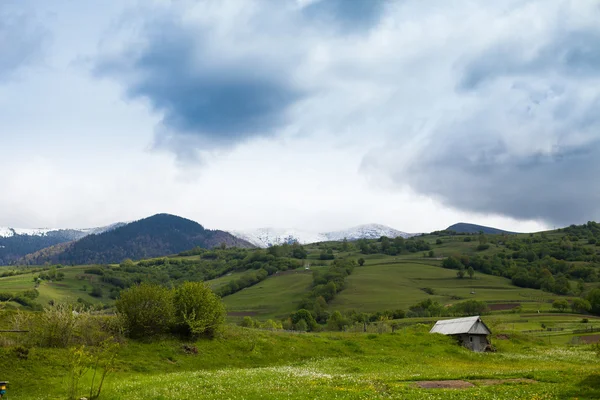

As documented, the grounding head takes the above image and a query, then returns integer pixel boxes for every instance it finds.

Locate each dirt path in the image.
[413,378,537,389]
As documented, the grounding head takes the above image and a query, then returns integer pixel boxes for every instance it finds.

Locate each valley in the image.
[1,217,600,399]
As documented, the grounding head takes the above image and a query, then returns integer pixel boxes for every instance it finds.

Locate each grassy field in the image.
[330,260,564,313]
[0,324,598,399]
[0,265,114,306]
[222,270,315,319]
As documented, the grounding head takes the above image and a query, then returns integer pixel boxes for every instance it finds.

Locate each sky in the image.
[2,0,599,233]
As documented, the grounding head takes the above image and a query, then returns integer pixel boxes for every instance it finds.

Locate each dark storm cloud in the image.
[403,126,600,227]
[402,28,600,226]
[302,0,388,31]
[94,13,303,157]
[0,3,46,80]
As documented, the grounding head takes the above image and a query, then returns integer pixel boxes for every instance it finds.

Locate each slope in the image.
[18,214,253,265]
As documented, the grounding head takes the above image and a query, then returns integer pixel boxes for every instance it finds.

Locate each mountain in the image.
[446,223,515,235]
[229,224,414,248]
[0,223,125,265]
[18,214,253,265]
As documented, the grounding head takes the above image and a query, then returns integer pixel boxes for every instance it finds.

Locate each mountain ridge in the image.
[18,214,254,265]
[229,223,416,248]
[446,222,516,235]
[0,223,126,264]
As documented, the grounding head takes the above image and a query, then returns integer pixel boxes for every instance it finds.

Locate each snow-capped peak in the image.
[229,224,415,248]
[324,224,412,241]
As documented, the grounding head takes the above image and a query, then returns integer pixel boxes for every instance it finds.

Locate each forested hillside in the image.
[18,214,253,265]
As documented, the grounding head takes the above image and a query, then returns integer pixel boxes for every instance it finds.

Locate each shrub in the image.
[476,244,490,251]
[90,286,103,298]
[116,283,175,338]
[172,282,225,338]
[357,258,365,266]
[240,316,256,328]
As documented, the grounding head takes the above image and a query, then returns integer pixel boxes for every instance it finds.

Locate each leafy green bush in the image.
[116,283,175,338]
[172,282,225,338]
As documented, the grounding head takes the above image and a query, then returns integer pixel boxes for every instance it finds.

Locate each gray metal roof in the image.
[429,316,491,335]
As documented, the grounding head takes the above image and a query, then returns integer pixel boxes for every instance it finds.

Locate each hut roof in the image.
[429,316,491,335]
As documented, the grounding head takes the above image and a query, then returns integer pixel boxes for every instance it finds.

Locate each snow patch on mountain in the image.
[0,222,128,239]
[229,224,415,248]
[229,228,327,248]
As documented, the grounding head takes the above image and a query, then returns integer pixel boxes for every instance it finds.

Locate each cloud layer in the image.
[0,2,46,80]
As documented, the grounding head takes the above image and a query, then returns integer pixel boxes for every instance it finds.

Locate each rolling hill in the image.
[17,214,253,265]
[446,222,515,235]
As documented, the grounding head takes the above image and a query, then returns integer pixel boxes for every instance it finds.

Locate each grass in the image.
[329,261,564,313]
[222,270,314,320]
[0,324,598,399]
[0,266,114,306]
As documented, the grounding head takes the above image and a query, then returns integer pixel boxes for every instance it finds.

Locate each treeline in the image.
[275,299,489,332]
[407,299,488,318]
[96,246,306,298]
[216,257,303,297]
[442,255,576,295]
[298,259,357,323]
[0,289,42,310]
[356,236,430,255]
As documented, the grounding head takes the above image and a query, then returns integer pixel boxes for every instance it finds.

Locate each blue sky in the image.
[2,0,599,232]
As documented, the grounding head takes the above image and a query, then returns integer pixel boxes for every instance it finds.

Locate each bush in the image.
[90,286,103,298]
[476,244,490,251]
[172,282,225,338]
[116,283,175,338]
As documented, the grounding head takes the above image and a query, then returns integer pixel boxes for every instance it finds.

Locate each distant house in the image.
[429,316,492,352]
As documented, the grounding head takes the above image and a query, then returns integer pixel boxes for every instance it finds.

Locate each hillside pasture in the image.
[329,261,566,313]
[222,270,314,319]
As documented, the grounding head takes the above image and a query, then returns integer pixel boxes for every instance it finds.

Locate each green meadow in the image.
[0,324,598,399]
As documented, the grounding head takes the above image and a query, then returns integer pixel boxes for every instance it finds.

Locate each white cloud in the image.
[8,0,597,233]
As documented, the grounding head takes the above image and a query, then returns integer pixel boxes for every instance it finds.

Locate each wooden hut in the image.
[430,316,491,352]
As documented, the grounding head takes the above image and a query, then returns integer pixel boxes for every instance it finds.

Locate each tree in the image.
[116,283,175,338]
[552,299,569,312]
[240,316,256,328]
[341,238,349,252]
[172,282,225,338]
[457,267,466,279]
[290,309,317,331]
[586,289,600,315]
[295,319,308,332]
[428,250,435,258]
[571,298,591,313]
[120,259,135,269]
[467,266,475,279]
[357,258,365,266]
[436,239,443,245]
[326,311,346,331]
[442,256,463,270]
[291,242,308,259]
